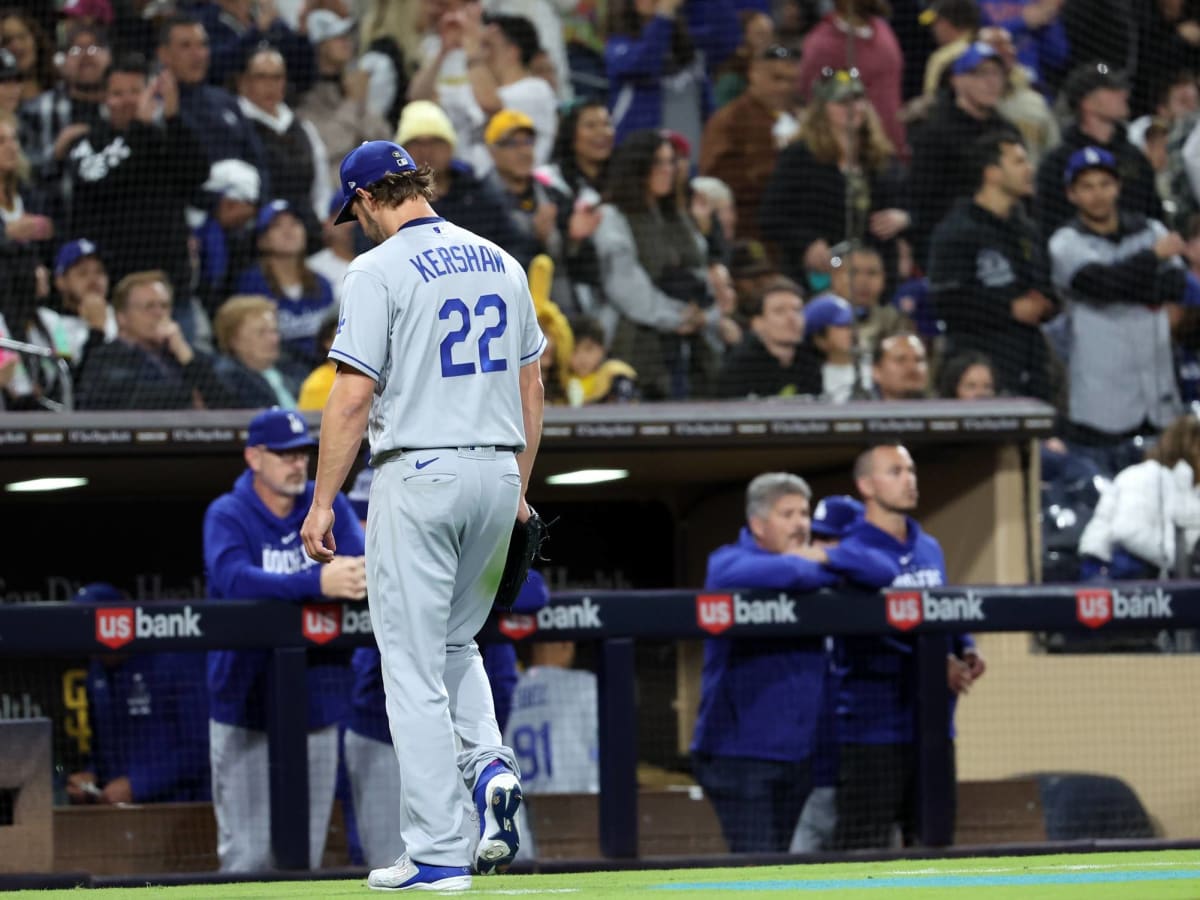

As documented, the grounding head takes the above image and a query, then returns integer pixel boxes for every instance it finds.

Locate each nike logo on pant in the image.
[415,458,439,470]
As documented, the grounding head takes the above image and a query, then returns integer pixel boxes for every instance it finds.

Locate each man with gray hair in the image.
[690,471,835,853]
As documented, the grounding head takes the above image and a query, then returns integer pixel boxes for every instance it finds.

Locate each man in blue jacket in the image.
[690,472,838,853]
[203,408,367,872]
[830,444,985,850]
[66,583,211,806]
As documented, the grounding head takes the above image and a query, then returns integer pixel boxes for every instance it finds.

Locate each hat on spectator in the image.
[73,582,127,604]
[54,239,102,278]
[395,100,458,150]
[333,140,418,224]
[485,109,535,145]
[804,294,854,335]
[811,495,864,540]
[0,49,18,82]
[203,159,262,204]
[1064,145,1119,186]
[812,66,866,103]
[951,41,1002,76]
[660,129,691,161]
[919,0,980,30]
[1063,62,1129,113]
[307,10,355,45]
[247,409,316,451]
[255,199,300,235]
[62,0,114,26]
[730,240,777,279]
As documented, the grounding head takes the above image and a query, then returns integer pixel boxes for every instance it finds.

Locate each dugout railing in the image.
[1,583,1196,871]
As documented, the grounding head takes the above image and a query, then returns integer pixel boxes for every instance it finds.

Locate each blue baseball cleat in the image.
[473,760,522,874]
[367,855,471,892]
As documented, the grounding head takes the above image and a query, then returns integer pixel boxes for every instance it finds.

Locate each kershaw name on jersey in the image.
[409,243,508,282]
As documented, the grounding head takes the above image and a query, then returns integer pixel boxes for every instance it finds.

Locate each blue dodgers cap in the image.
[73,582,127,604]
[811,495,864,540]
[334,140,418,225]
[54,238,101,277]
[804,294,854,334]
[951,41,1001,76]
[246,409,317,451]
[1064,145,1119,186]
[255,199,298,236]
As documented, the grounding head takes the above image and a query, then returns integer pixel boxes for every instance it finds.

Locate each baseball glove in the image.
[494,506,549,610]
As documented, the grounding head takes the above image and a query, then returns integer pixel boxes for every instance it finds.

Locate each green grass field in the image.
[11,851,1200,899]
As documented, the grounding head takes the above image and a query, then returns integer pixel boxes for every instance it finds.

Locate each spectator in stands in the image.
[0,9,53,103]
[716,278,821,399]
[605,0,712,155]
[194,158,262,318]
[1035,62,1161,240]
[298,10,393,194]
[485,109,561,263]
[593,129,714,399]
[204,408,365,872]
[406,0,479,160]
[563,314,639,404]
[51,238,116,365]
[797,0,906,157]
[804,293,870,403]
[830,444,984,850]
[977,0,1068,88]
[191,0,314,97]
[871,332,930,401]
[826,242,909,368]
[235,199,335,380]
[19,22,109,194]
[1049,146,1189,471]
[461,10,558,168]
[1136,1,1200,119]
[297,310,338,410]
[760,69,907,291]
[66,583,211,806]
[394,99,536,266]
[701,44,800,243]
[689,175,737,265]
[1130,70,1198,162]
[712,10,776,108]
[213,294,298,408]
[237,45,331,245]
[919,0,979,99]
[910,42,1018,264]
[0,47,18,115]
[928,131,1055,400]
[76,270,237,410]
[691,472,834,852]
[306,195,354,304]
[938,350,998,399]
[537,99,611,314]
[1080,412,1200,580]
[977,26,1061,169]
[67,54,208,317]
[156,15,268,176]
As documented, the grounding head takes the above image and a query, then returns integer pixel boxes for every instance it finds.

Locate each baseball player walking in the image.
[301,140,545,892]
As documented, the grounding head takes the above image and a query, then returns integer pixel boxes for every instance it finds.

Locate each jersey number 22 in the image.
[439,294,507,377]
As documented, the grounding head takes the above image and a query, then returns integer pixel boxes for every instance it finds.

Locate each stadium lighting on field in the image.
[5,476,89,493]
[545,468,629,486]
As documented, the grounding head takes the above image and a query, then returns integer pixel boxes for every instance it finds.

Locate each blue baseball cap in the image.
[54,238,101,277]
[1064,146,1119,186]
[73,582,127,604]
[255,199,299,236]
[811,495,864,540]
[334,140,418,225]
[246,409,317,451]
[951,41,1002,76]
[804,294,854,335]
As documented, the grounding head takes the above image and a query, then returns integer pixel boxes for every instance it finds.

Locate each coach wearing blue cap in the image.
[203,408,366,872]
[1048,145,1191,473]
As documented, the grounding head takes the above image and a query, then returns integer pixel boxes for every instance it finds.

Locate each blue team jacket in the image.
[87,653,211,802]
[204,470,364,731]
[346,571,550,743]
[690,528,836,762]
[831,518,973,745]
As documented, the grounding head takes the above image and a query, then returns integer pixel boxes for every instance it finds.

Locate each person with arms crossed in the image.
[204,408,367,871]
[300,139,545,892]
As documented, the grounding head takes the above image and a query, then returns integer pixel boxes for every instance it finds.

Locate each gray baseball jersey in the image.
[503,667,598,795]
[329,216,545,455]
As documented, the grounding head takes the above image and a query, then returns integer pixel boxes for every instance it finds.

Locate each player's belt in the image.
[372,446,520,467]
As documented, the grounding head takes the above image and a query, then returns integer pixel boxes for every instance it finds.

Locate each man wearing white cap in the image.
[194,159,262,316]
[298,10,392,193]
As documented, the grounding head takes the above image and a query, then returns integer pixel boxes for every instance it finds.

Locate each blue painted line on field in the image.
[654,870,1200,891]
